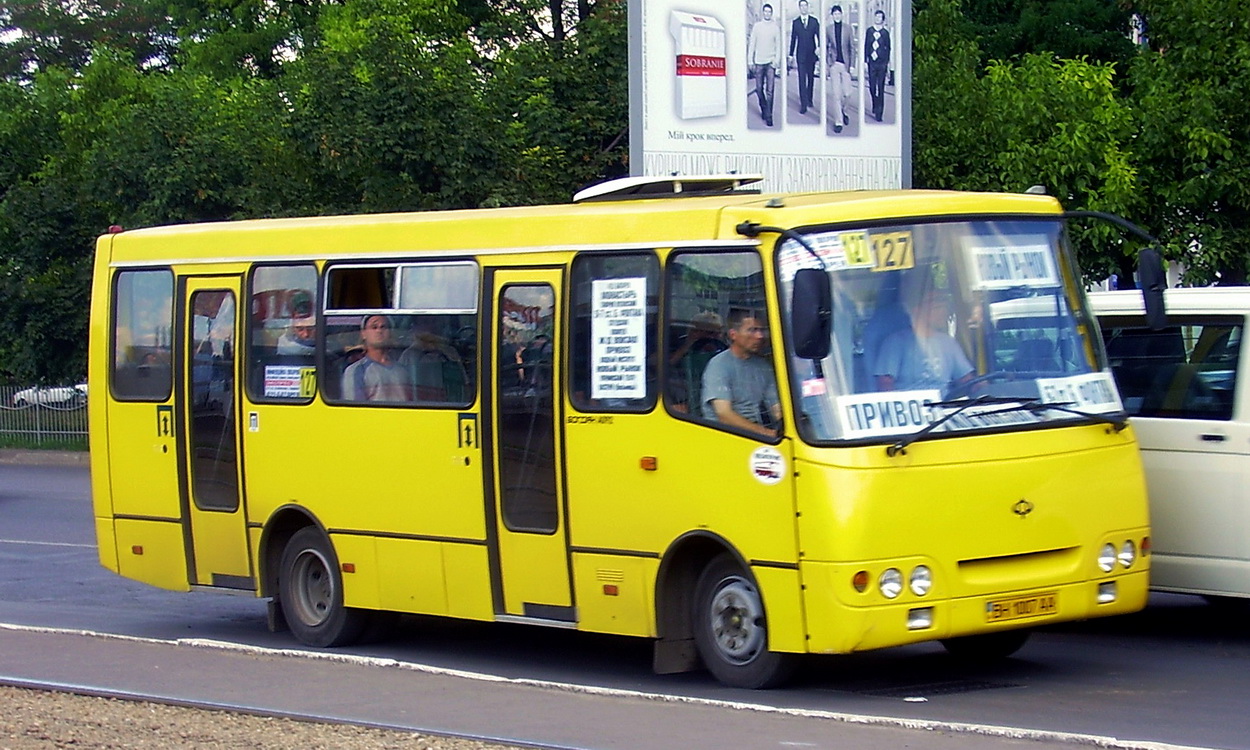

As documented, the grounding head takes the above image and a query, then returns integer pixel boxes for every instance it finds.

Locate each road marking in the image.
[0,622,1218,750]
[0,539,95,548]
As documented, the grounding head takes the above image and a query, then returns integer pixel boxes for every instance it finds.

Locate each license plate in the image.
[985,591,1058,622]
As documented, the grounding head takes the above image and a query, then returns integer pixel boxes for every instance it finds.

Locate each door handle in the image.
[1200,433,1226,442]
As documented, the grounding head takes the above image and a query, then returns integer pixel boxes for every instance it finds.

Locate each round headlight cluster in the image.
[909,565,933,596]
[1118,540,1137,568]
[879,568,903,599]
[863,565,933,599]
[1100,539,1144,572]
[1098,543,1117,572]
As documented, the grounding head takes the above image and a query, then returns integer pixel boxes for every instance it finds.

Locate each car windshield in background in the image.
[778,219,1120,443]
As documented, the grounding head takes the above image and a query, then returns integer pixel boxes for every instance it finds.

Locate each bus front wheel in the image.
[278,527,368,648]
[693,554,796,689]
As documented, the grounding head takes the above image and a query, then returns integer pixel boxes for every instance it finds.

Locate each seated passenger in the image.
[400,321,468,402]
[875,289,974,393]
[668,311,726,413]
[276,315,316,356]
[343,314,413,401]
[701,311,781,438]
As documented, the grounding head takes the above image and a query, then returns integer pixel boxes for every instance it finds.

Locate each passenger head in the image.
[360,314,393,350]
[727,310,767,356]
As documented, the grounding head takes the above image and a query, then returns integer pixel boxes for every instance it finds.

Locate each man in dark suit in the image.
[864,9,891,122]
[788,0,820,115]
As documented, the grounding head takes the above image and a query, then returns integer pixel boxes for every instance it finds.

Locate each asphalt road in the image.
[1,460,1247,749]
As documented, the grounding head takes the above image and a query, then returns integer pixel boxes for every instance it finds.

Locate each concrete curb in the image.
[0,449,89,466]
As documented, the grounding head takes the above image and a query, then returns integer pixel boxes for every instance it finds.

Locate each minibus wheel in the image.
[278,527,368,648]
[693,554,796,689]
[940,629,1030,662]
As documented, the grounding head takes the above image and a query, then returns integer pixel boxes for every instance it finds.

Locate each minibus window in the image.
[112,269,173,401]
[569,252,659,412]
[665,251,777,437]
[321,262,478,406]
[247,264,318,403]
[778,219,1117,443]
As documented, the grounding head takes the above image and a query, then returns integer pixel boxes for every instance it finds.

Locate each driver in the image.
[874,288,974,393]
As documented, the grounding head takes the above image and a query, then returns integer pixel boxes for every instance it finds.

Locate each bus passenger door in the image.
[487,269,573,621]
[178,276,253,589]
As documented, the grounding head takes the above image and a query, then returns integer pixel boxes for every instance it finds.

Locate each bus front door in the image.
[488,270,573,621]
[177,276,253,589]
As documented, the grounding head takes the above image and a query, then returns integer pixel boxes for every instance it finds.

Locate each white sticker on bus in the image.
[591,277,647,400]
[1036,372,1123,414]
[966,235,1058,290]
[264,365,303,398]
[837,390,942,438]
[750,446,785,485]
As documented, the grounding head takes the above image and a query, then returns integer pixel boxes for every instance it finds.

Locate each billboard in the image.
[629,0,911,191]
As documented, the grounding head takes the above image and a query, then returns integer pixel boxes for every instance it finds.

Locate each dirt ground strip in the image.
[0,686,522,750]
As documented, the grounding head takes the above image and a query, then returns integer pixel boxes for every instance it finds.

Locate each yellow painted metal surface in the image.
[571,553,658,637]
[89,186,1148,661]
[113,518,189,592]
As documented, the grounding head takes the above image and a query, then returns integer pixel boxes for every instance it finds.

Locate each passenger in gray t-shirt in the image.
[701,312,781,438]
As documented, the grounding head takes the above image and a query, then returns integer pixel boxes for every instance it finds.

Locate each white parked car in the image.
[11,383,88,407]
[1089,288,1247,601]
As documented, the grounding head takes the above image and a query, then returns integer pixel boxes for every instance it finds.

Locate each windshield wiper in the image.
[887,397,1128,457]
[887,395,998,457]
[1013,400,1130,432]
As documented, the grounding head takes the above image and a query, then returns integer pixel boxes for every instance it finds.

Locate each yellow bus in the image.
[89,175,1150,688]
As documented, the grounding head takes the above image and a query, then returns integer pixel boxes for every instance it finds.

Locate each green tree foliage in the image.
[914,0,1140,280]
[0,1,176,80]
[0,0,627,383]
[1129,0,1250,284]
[916,0,1136,68]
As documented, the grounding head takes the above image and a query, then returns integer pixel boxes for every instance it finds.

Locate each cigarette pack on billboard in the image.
[669,10,727,119]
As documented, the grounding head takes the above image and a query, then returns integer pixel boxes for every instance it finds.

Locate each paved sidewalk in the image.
[0,626,1179,750]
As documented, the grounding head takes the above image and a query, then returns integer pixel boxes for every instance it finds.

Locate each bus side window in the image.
[247,264,318,403]
[666,251,774,433]
[112,269,174,401]
[569,252,659,412]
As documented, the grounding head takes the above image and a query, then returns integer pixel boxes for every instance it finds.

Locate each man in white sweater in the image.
[747,3,782,127]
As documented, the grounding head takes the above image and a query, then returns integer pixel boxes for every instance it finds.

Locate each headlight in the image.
[909,565,932,596]
[1118,540,1137,568]
[879,568,903,599]
[1098,543,1116,572]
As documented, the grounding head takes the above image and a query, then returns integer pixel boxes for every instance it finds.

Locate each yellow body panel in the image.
[88,186,1148,664]
[113,519,190,592]
[571,553,658,637]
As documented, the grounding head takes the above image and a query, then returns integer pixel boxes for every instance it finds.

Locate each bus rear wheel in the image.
[278,527,368,648]
[693,554,796,689]
[941,629,1030,663]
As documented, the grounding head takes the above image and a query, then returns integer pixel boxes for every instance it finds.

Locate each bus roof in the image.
[102,188,1064,265]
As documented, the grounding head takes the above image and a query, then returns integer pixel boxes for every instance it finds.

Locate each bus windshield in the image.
[779,218,1121,443]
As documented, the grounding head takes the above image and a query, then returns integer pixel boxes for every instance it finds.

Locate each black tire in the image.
[692,554,796,689]
[941,629,1030,663]
[278,527,368,648]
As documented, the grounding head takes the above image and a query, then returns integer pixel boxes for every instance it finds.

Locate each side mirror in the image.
[1137,246,1167,330]
[791,268,832,360]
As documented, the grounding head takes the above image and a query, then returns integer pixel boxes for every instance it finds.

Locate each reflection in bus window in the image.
[665,251,773,434]
[248,265,318,402]
[112,269,174,401]
[189,289,238,512]
[497,284,557,532]
[322,261,478,406]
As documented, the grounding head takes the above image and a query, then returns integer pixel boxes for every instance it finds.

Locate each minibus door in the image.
[177,276,253,589]
[487,269,574,621]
